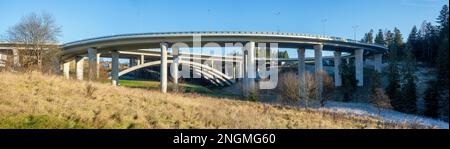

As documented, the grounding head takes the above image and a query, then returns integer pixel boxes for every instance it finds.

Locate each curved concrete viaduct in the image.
[116,60,233,86]
[60,31,387,96]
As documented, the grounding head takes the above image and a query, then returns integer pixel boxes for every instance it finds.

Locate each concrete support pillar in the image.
[242,41,256,98]
[355,49,364,86]
[314,44,323,100]
[75,56,84,81]
[96,53,101,79]
[129,59,134,67]
[129,57,141,67]
[160,42,168,93]
[242,53,248,97]
[63,61,70,79]
[334,51,342,87]
[232,63,236,80]
[242,51,248,96]
[87,48,97,81]
[374,53,382,73]
[12,48,20,69]
[248,42,256,94]
[238,61,243,81]
[0,54,4,67]
[297,48,306,100]
[136,59,141,66]
[210,60,217,82]
[111,51,119,86]
[140,54,145,65]
[172,47,179,92]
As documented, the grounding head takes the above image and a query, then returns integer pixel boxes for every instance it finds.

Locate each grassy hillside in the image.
[0,71,432,129]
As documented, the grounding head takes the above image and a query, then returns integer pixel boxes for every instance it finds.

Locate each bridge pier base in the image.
[88,48,97,81]
[334,51,342,87]
[374,53,382,73]
[314,44,323,100]
[75,56,84,80]
[160,42,168,93]
[355,49,364,86]
[111,51,119,86]
[298,48,306,101]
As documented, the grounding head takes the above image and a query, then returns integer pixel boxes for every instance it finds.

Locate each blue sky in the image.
[0,0,447,44]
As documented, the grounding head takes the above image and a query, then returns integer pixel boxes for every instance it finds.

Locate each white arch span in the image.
[115,60,234,86]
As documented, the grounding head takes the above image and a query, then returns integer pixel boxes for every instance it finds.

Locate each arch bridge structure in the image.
[60,31,387,96]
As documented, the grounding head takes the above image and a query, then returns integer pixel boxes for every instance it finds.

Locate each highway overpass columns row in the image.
[62,43,383,98]
[63,48,101,81]
[296,46,383,98]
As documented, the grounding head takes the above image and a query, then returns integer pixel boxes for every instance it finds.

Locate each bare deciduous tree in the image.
[319,71,335,107]
[278,72,300,105]
[7,12,61,70]
[277,71,334,108]
[370,88,392,115]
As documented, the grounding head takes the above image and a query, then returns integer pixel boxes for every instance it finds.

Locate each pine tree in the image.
[374,29,386,45]
[436,5,449,122]
[421,22,439,63]
[393,28,404,60]
[386,28,404,111]
[408,26,420,58]
[437,37,449,87]
[407,26,418,43]
[424,80,439,118]
[340,60,357,102]
[437,5,449,38]
[386,44,401,110]
[400,44,417,114]
[362,29,374,44]
[385,30,394,49]
[385,29,398,102]
[436,5,449,86]
[368,29,374,44]
[418,4,450,121]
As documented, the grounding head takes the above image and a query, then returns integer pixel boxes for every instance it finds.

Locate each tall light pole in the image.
[352,25,359,43]
[321,19,327,36]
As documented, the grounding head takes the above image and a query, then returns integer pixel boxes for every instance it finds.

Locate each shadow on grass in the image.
[102,79,242,99]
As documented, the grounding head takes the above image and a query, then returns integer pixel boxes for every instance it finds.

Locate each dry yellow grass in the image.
[0,71,431,129]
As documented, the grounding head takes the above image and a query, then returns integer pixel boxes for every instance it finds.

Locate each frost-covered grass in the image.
[319,101,448,129]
